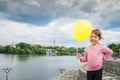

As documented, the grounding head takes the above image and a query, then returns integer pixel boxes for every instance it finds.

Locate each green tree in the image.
[0,45,5,53]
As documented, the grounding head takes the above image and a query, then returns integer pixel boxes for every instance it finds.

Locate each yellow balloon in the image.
[73,20,93,41]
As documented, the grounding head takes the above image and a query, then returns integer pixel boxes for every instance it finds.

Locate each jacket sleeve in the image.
[102,46,113,60]
[80,50,88,62]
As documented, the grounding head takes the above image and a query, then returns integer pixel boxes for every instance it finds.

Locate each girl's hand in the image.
[103,56,106,60]
[77,53,82,59]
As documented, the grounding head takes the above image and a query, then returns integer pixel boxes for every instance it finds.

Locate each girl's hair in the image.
[92,28,103,40]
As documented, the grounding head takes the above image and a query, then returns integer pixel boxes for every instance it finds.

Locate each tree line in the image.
[0,42,84,56]
[0,42,119,57]
[108,43,120,57]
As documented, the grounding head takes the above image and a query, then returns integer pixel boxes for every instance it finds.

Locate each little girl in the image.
[77,28,113,80]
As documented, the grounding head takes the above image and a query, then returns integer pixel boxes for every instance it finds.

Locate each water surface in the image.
[0,54,82,80]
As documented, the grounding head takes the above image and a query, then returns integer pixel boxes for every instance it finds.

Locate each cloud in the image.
[0,18,120,47]
[0,0,120,47]
[102,30,120,45]
[0,1,9,12]
[0,0,119,27]
[23,0,41,7]
[0,18,75,47]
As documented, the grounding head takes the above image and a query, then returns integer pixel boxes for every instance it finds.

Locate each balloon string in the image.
[77,42,79,53]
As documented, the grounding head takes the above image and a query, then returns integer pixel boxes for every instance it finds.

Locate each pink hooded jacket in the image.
[80,44,113,71]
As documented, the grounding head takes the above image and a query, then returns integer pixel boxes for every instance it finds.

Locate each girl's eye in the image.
[90,36,93,38]
[94,36,97,38]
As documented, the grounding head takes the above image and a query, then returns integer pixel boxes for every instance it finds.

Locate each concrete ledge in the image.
[103,59,120,75]
[51,59,120,80]
[51,70,79,80]
[51,69,119,80]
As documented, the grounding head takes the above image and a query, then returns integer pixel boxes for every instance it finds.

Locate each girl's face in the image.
[90,33,100,45]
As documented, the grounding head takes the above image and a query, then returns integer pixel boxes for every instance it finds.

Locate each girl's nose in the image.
[91,37,94,39]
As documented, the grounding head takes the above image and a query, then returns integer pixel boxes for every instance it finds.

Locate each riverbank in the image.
[51,69,120,80]
[51,58,120,80]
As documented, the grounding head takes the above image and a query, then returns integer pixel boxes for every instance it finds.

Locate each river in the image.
[0,54,82,80]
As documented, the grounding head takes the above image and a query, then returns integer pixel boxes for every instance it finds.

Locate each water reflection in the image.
[16,55,31,63]
[0,54,81,80]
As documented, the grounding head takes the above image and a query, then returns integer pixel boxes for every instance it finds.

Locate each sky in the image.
[0,0,120,48]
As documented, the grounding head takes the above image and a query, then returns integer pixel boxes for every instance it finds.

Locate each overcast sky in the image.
[0,0,120,47]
